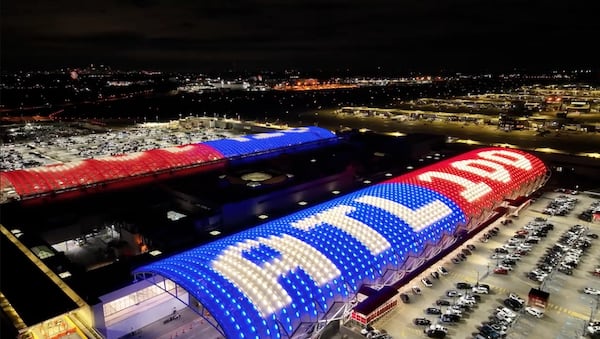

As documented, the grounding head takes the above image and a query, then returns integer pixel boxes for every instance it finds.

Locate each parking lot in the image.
[368,191,600,339]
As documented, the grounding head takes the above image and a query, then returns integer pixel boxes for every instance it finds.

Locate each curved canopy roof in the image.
[133,147,547,339]
[0,144,224,199]
[386,148,547,216]
[0,126,337,201]
[203,126,337,159]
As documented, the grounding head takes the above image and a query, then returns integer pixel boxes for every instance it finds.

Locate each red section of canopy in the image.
[0,144,225,199]
[385,147,547,217]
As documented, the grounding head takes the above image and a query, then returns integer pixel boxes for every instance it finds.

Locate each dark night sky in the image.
[2,0,599,73]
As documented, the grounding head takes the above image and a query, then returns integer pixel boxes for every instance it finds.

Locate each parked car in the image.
[494,267,508,275]
[438,266,449,275]
[496,307,517,318]
[426,307,442,315]
[425,329,446,338]
[428,324,449,333]
[584,287,600,295]
[440,313,461,323]
[525,306,544,318]
[472,286,489,294]
[479,325,503,339]
[422,277,433,287]
[400,293,410,304]
[412,286,422,295]
[456,282,472,289]
[503,298,523,311]
[508,293,525,304]
[470,294,482,302]
[413,318,431,326]
[431,271,440,280]
[436,299,451,306]
[446,290,462,297]
[558,267,573,275]
[466,244,476,251]
[491,253,506,259]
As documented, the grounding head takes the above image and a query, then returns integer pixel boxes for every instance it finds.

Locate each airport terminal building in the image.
[0,127,548,339]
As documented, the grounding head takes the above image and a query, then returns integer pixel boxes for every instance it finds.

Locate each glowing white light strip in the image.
[451,159,511,183]
[212,234,340,316]
[418,171,492,202]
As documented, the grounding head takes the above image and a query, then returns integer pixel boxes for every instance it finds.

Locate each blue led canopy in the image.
[133,183,466,339]
[203,126,338,164]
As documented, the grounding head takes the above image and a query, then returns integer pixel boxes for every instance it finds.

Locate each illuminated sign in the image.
[137,183,466,338]
[133,147,547,339]
[388,149,546,216]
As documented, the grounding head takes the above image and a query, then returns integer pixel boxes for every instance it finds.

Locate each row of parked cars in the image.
[542,194,579,216]
[491,217,553,276]
[474,291,547,339]
[479,226,501,243]
[399,266,450,304]
[529,223,594,282]
[450,244,477,264]
[415,282,491,338]
[472,293,524,339]
[578,199,600,222]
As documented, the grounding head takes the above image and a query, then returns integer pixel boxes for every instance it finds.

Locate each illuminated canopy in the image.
[0,127,337,202]
[133,147,547,339]
[204,126,338,163]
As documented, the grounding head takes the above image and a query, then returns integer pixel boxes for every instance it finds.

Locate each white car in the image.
[458,296,476,305]
[472,286,489,294]
[508,293,525,305]
[525,306,544,318]
[584,287,600,295]
[588,325,600,334]
[506,254,522,260]
[445,308,462,316]
[429,324,448,333]
[497,307,517,318]
[497,264,513,271]
[495,311,514,322]
[438,266,449,275]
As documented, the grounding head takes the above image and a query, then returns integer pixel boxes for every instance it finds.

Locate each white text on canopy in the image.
[212,234,340,317]
[417,149,532,202]
[212,192,455,317]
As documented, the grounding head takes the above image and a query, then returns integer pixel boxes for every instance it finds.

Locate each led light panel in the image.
[134,147,547,339]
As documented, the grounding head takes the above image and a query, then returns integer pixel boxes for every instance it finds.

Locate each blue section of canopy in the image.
[203,126,338,163]
[134,183,467,339]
